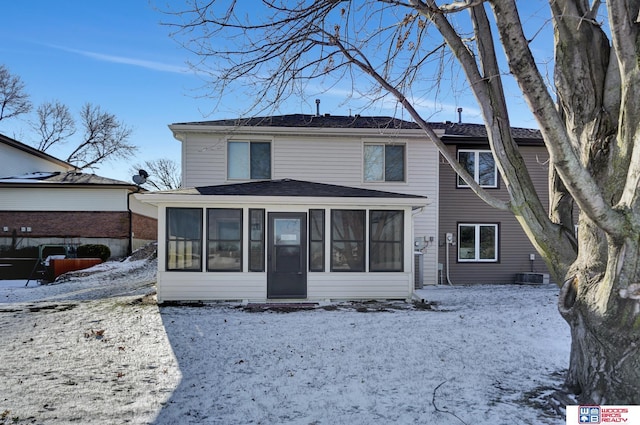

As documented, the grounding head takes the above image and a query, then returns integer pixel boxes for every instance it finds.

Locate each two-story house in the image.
[139,114,552,303]
[139,114,440,303]
[437,123,550,285]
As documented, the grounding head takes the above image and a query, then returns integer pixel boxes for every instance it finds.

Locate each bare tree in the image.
[129,158,182,190]
[65,103,137,170]
[31,101,76,152]
[0,64,32,122]
[165,0,640,404]
[0,65,136,172]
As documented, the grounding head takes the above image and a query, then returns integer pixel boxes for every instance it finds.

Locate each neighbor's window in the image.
[207,208,243,271]
[166,208,202,271]
[249,209,265,272]
[228,140,271,179]
[309,209,325,272]
[369,210,404,271]
[457,149,497,188]
[331,210,365,271]
[458,223,498,262]
[364,143,405,182]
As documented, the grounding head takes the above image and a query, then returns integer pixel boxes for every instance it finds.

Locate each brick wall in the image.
[132,212,157,240]
[0,211,130,238]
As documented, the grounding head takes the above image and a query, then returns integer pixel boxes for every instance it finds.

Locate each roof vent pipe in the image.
[315,99,320,117]
[457,107,463,124]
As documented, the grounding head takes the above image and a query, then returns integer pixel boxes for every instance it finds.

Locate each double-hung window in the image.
[227,140,271,180]
[458,223,498,262]
[364,143,405,182]
[166,208,202,271]
[457,149,497,188]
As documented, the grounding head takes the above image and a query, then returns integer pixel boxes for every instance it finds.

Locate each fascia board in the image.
[169,124,444,139]
[136,193,428,208]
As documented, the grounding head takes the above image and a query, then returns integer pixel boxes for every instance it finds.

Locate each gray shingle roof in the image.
[193,179,427,199]
[433,122,542,143]
[173,114,543,143]
[0,171,136,187]
[174,114,421,130]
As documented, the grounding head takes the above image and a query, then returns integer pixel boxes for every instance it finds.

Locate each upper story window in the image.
[364,143,405,182]
[227,140,271,180]
[457,149,497,188]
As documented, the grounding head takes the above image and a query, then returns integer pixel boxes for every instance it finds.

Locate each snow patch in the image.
[0,259,571,424]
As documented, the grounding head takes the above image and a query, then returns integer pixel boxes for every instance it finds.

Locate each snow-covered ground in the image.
[0,257,571,424]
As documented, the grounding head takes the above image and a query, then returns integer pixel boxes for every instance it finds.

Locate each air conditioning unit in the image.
[414,252,424,289]
[515,272,549,285]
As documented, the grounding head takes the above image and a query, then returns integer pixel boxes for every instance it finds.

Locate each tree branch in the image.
[491,0,627,238]
[432,381,468,425]
[330,33,510,210]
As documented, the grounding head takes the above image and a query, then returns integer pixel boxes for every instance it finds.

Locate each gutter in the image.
[127,186,142,256]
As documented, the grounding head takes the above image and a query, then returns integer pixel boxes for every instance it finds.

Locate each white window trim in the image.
[457,223,498,262]
[456,149,497,188]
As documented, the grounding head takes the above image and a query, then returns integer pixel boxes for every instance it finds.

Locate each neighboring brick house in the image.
[437,122,552,284]
[0,133,157,259]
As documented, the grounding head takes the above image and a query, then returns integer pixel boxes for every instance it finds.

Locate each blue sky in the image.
[0,1,548,183]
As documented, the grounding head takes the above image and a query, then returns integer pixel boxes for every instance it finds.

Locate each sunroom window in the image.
[369,210,404,271]
[249,209,265,272]
[309,209,325,272]
[207,209,243,271]
[331,210,365,271]
[166,208,202,271]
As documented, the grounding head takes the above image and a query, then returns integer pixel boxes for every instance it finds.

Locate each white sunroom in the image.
[138,179,428,303]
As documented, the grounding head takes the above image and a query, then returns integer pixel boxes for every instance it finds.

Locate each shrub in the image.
[77,244,111,261]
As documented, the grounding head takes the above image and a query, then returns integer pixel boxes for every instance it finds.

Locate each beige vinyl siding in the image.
[157,271,266,301]
[177,128,440,286]
[156,272,413,302]
[273,136,362,184]
[0,187,127,211]
[438,145,551,284]
[307,273,413,300]
[182,133,228,187]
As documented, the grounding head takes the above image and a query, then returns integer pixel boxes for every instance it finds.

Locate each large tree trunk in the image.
[546,0,640,404]
[559,227,640,404]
